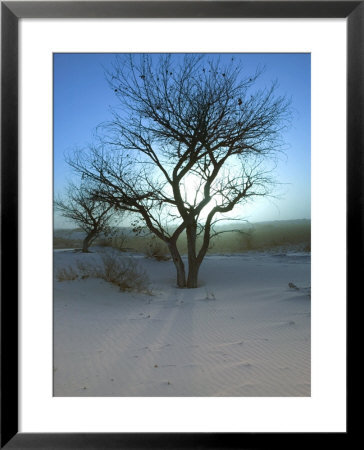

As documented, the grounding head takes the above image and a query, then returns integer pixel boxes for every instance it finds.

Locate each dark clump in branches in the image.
[68,54,291,287]
[54,182,117,253]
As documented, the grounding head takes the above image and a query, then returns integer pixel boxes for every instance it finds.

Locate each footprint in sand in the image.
[238,362,253,369]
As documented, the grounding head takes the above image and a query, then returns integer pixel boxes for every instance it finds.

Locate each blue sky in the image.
[54,53,310,228]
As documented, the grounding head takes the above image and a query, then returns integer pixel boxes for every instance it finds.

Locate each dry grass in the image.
[53,236,83,249]
[96,232,128,251]
[56,266,78,281]
[56,252,150,293]
[145,238,170,261]
[54,220,311,255]
[99,253,150,292]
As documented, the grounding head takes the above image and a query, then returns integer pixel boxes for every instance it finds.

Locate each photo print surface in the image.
[53,53,311,397]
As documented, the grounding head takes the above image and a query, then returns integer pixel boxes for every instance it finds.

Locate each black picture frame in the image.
[1,1,358,448]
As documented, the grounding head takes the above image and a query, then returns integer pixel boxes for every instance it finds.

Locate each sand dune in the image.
[54,249,310,396]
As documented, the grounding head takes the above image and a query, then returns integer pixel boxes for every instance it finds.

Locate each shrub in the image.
[100,253,149,292]
[57,252,150,293]
[56,266,78,281]
[76,260,96,279]
[145,237,170,261]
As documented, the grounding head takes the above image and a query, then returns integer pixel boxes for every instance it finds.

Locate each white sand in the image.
[54,248,310,396]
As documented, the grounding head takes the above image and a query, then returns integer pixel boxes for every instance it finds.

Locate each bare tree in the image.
[68,54,290,286]
[54,182,116,252]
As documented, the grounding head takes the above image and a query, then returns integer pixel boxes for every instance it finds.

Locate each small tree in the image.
[54,182,116,252]
[68,54,290,286]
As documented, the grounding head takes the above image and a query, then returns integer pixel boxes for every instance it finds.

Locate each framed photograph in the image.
[1,1,358,448]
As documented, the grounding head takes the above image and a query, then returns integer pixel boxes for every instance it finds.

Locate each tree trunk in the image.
[168,241,186,288]
[185,223,201,288]
[187,259,200,288]
[82,231,96,253]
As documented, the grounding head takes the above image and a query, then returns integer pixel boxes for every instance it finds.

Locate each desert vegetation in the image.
[53,53,311,397]
[56,251,150,293]
[54,219,310,254]
[54,182,119,253]
[65,54,291,287]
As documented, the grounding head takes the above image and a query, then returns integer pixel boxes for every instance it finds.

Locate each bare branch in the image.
[65,54,291,285]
